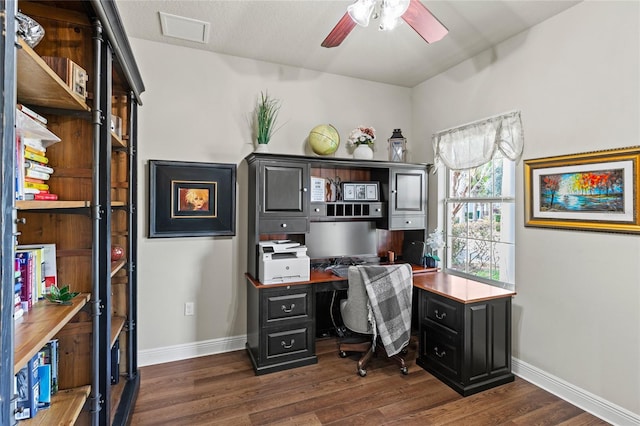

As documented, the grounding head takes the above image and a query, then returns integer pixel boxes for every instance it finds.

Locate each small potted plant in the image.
[45,284,79,305]
[254,91,281,152]
[424,228,445,268]
[347,125,376,159]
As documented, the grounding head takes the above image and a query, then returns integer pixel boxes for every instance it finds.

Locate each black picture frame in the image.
[149,160,236,238]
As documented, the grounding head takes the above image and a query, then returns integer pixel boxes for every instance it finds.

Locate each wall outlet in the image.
[184,302,195,316]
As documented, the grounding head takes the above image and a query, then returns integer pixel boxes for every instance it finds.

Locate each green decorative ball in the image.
[308,124,340,155]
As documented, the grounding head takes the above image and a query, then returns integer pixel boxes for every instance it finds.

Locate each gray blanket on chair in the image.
[359,264,413,357]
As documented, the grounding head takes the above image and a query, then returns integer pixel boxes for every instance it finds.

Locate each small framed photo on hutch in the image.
[149,160,236,238]
[342,182,379,201]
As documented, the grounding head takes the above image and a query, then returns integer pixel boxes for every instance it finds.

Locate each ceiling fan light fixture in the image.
[379,0,409,31]
[347,0,375,27]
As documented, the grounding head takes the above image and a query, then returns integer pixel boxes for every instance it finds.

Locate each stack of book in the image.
[15,244,57,313]
[14,339,59,420]
[15,105,60,201]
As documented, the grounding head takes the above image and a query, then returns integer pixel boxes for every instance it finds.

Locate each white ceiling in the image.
[115,0,581,88]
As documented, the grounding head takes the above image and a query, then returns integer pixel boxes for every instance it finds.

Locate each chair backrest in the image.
[340,266,373,334]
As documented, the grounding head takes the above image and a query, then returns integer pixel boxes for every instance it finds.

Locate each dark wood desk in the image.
[245,269,516,396]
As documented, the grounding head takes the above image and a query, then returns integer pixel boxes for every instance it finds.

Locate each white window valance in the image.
[432,110,524,171]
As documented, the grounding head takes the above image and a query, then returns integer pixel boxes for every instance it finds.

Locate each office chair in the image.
[338,263,413,377]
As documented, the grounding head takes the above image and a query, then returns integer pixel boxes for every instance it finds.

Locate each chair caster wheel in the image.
[401,367,408,375]
[358,368,367,377]
[339,351,347,358]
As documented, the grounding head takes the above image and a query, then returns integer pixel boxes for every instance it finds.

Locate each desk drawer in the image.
[389,215,425,230]
[422,325,460,379]
[425,294,460,332]
[263,286,312,323]
[259,218,308,234]
[265,326,313,359]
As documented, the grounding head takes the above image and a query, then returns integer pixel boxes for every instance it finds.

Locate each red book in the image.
[34,193,58,201]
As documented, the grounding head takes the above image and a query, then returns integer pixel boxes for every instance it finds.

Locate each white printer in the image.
[258,240,310,284]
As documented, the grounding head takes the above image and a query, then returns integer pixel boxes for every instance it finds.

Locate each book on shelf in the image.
[22,137,47,153]
[24,181,49,191]
[40,339,59,394]
[18,244,57,294]
[24,144,46,156]
[25,160,54,174]
[24,150,49,164]
[16,250,34,310]
[25,168,51,180]
[34,193,59,201]
[25,176,45,184]
[17,103,48,125]
[37,365,51,409]
[15,353,40,420]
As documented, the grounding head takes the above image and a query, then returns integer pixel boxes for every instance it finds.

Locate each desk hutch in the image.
[0,1,144,424]
[244,153,515,397]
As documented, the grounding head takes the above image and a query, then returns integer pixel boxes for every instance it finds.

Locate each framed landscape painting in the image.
[149,160,236,238]
[524,146,640,234]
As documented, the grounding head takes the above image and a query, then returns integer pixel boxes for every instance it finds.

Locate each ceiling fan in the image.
[321,0,448,48]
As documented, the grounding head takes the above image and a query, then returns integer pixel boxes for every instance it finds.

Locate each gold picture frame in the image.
[524,146,640,234]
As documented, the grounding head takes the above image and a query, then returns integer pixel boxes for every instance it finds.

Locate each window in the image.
[445,152,515,289]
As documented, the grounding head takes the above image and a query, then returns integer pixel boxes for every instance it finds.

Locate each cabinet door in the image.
[260,162,309,217]
[390,169,426,215]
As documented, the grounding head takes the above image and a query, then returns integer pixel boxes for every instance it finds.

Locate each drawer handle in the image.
[434,346,446,358]
[314,208,320,212]
[281,339,295,349]
[434,309,446,320]
[281,303,296,313]
[281,223,287,228]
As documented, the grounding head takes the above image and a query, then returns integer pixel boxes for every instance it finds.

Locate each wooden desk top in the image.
[246,268,514,304]
[245,264,438,289]
[412,272,516,304]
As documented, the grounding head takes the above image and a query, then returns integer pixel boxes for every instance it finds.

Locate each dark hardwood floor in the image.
[131,337,608,425]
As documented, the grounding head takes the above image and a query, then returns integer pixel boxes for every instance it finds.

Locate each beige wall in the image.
[412,1,639,416]
[131,37,412,352]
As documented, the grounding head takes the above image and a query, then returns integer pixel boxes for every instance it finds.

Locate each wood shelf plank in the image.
[111,259,126,277]
[16,200,91,210]
[21,385,90,426]
[14,293,90,374]
[111,316,126,348]
[16,39,90,111]
[111,131,126,148]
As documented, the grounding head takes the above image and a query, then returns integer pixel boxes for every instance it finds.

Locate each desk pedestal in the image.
[246,278,317,375]
[415,288,514,396]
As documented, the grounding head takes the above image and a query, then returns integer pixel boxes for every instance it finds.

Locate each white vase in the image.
[254,143,269,153]
[353,144,373,160]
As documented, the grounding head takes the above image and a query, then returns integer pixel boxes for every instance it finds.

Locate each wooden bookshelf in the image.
[16,39,90,112]
[13,293,90,374]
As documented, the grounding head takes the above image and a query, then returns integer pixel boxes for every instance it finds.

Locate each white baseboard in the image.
[512,357,640,426]
[138,334,247,367]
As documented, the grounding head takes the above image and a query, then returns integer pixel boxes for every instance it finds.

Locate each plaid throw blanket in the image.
[358,264,413,357]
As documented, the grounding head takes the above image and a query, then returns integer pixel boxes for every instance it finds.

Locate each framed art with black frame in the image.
[149,160,236,238]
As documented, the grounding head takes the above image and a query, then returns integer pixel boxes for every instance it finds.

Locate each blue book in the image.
[38,364,51,408]
[15,353,39,420]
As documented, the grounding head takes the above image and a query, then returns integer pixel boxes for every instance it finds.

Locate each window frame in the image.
[442,157,516,290]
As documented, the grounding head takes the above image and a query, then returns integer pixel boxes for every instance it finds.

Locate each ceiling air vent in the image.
[159,12,210,44]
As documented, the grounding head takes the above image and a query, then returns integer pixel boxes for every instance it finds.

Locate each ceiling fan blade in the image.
[321,12,357,48]
[402,0,448,44]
